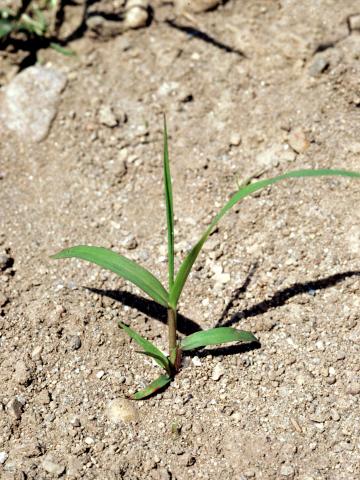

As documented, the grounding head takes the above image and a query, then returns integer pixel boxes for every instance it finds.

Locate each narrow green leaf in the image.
[0,19,14,37]
[119,321,170,372]
[169,169,360,308]
[50,42,76,56]
[181,327,258,351]
[51,245,169,307]
[163,115,175,289]
[136,351,171,374]
[132,374,172,400]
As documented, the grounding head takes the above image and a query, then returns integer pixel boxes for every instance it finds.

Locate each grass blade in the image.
[169,169,360,308]
[136,351,172,374]
[132,374,172,400]
[163,115,175,289]
[52,245,169,307]
[50,42,76,56]
[119,321,171,372]
[181,327,258,351]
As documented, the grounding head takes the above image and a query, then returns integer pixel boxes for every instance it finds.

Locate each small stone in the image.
[330,409,341,421]
[308,56,329,76]
[229,132,241,147]
[175,0,222,14]
[279,464,295,478]
[125,0,149,29]
[192,356,202,367]
[6,398,24,419]
[0,452,8,464]
[69,335,81,350]
[121,234,138,250]
[0,253,12,270]
[96,370,105,379]
[106,398,138,423]
[213,271,230,284]
[349,14,360,31]
[0,292,8,307]
[70,416,81,427]
[14,359,34,385]
[84,436,94,445]
[0,66,67,142]
[41,457,66,477]
[31,345,43,360]
[36,390,51,405]
[86,15,124,37]
[99,105,118,127]
[256,144,296,168]
[288,127,309,153]
[346,382,360,395]
[212,363,225,381]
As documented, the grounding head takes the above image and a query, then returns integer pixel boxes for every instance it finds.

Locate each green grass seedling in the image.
[52,118,360,399]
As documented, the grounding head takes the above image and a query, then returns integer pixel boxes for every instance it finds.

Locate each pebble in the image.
[70,416,81,427]
[0,65,67,142]
[125,0,149,29]
[99,105,118,128]
[192,356,202,367]
[6,397,24,420]
[213,271,230,285]
[212,363,225,381]
[0,451,8,464]
[41,457,66,477]
[346,382,360,395]
[279,464,295,477]
[0,253,12,270]
[256,144,296,168]
[106,398,138,423]
[288,127,309,153]
[96,370,105,379]
[14,359,34,385]
[308,56,329,76]
[0,292,8,307]
[349,14,360,31]
[229,132,241,147]
[121,234,138,250]
[69,335,81,350]
[175,0,222,14]
[31,345,43,360]
[86,15,124,37]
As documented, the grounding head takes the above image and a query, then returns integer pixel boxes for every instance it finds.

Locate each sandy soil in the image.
[1,1,360,479]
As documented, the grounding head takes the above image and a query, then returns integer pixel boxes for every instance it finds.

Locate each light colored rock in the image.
[0,65,67,142]
[349,14,360,31]
[125,0,149,29]
[0,452,8,464]
[308,56,329,76]
[256,144,295,168]
[86,15,124,37]
[175,0,222,14]
[288,127,309,153]
[346,383,360,395]
[6,398,24,419]
[121,234,138,250]
[279,464,295,477]
[31,345,43,360]
[229,132,241,147]
[212,363,225,381]
[98,105,118,127]
[41,457,66,477]
[192,356,202,367]
[106,398,138,423]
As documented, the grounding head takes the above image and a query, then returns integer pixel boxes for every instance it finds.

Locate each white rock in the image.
[125,0,149,29]
[41,457,65,477]
[98,105,118,127]
[288,127,309,153]
[212,363,225,381]
[0,65,67,142]
[256,143,295,168]
[192,356,202,367]
[175,0,222,14]
[0,452,8,464]
[106,398,138,423]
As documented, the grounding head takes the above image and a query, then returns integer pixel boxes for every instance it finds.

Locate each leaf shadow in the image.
[217,270,360,329]
[86,287,201,336]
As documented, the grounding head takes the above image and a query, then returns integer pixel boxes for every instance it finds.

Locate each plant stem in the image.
[167,307,177,358]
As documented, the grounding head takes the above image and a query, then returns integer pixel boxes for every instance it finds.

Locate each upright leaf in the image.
[181,327,258,351]
[169,169,360,308]
[52,245,169,307]
[132,374,172,400]
[118,321,171,373]
[163,115,175,290]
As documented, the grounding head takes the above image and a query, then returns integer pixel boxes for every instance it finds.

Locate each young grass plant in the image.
[52,118,360,399]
